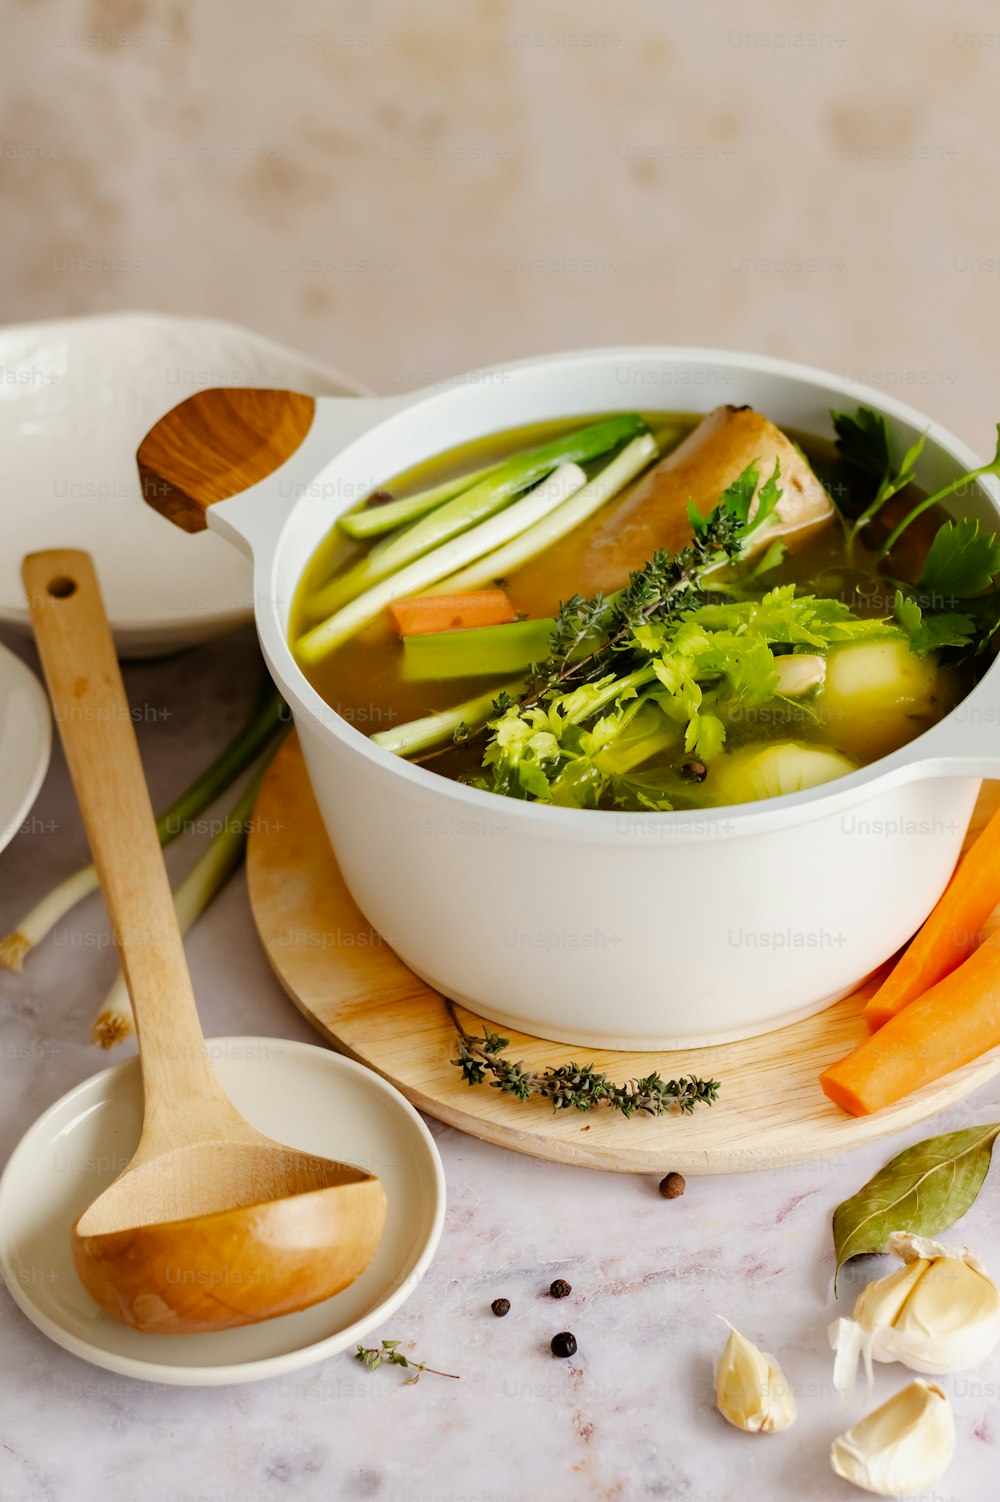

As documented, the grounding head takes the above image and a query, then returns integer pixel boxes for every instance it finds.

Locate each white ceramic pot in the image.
[152,349,1000,1049]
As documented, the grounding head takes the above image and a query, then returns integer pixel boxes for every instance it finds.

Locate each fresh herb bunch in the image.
[449,1003,720,1117]
[482,585,897,808]
[832,403,1000,658]
[355,1340,459,1384]
[832,405,928,550]
[533,460,778,697]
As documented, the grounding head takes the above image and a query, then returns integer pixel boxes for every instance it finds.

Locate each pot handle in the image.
[136,387,318,534]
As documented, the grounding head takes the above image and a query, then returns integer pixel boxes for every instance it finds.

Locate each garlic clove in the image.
[853,1258,931,1335]
[892,1254,1000,1363]
[830,1379,954,1497]
[715,1319,796,1433]
[830,1234,1000,1402]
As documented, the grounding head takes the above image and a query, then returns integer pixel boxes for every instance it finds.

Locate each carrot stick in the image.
[821,929,1000,1116]
[864,806,1000,1031]
[388,589,517,638]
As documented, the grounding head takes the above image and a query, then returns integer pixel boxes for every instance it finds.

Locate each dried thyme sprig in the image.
[448,1002,720,1117]
[355,1341,460,1385]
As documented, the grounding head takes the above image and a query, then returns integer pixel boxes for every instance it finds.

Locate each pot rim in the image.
[220,343,1000,844]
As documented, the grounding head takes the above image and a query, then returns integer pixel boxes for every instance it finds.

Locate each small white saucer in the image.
[0,1037,445,1386]
[0,641,51,855]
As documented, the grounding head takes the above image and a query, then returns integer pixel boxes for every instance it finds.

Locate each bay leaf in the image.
[833,1122,1000,1289]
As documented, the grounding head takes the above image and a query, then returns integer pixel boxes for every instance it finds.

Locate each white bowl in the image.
[0,1037,445,1385]
[0,312,366,656]
[0,641,51,855]
[153,348,1000,1049]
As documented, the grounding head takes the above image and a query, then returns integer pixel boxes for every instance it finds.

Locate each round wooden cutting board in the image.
[246,736,1000,1175]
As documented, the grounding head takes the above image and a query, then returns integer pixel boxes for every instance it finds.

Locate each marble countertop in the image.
[2,623,998,1502]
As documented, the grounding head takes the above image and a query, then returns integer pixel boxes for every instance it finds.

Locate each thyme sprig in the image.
[355,1340,460,1384]
[532,506,747,699]
[448,1002,720,1117]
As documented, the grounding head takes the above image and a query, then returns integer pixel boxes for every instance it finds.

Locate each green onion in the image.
[429,432,658,594]
[92,736,286,1047]
[338,460,506,541]
[314,413,649,614]
[0,682,287,972]
[296,464,588,664]
[401,617,556,682]
[371,681,525,758]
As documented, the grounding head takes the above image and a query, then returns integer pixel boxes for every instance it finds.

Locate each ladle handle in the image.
[23,550,226,1138]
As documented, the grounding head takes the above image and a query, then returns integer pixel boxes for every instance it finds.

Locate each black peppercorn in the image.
[681,761,708,783]
[549,1278,572,1299]
[550,1331,577,1358]
[491,1297,511,1317]
[659,1171,686,1199]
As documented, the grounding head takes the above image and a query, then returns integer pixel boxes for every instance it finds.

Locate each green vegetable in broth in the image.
[483,588,899,810]
[338,458,506,540]
[427,435,658,596]
[401,616,555,682]
[317,412,650,615]
[298,463,589,662]
[371,682,524,758]
[291,401,1000,813]
[297,429,658,663]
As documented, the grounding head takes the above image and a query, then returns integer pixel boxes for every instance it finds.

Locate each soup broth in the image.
[290,409,973,810]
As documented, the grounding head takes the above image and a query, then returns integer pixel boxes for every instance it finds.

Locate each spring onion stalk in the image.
[313,414,648,615]
[401,617,556,682]
[338,459,507,541]
[426,432,659,594]
[0,683,287,973]
[92,738,286,1048]
[371,681,525,758]
[296,464,588,664]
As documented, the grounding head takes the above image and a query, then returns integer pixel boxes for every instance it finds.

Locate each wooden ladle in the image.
[23,549,387,1335]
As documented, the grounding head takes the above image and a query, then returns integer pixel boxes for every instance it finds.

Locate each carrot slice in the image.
[864,806,1000,1031]
[821,930,1000,1116]
[388,589,517,637]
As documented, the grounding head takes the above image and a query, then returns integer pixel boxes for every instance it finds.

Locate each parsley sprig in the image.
[449,1002,720,1117]
[832,403,1000,565]
[832,406,927,551]
[833,403,1000,657]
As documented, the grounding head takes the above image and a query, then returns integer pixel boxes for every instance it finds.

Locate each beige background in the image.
[2,0,998,445]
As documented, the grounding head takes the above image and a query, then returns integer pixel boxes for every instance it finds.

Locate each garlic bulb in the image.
[830,1231,1000,1402]
[714,1319,796,1433]
[830,1379,954,1496]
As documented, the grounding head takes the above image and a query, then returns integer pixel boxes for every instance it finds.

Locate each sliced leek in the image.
[337,459,506,541]
[428,432,657,594]
[296,464,587,663]
[318,413,648,613]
